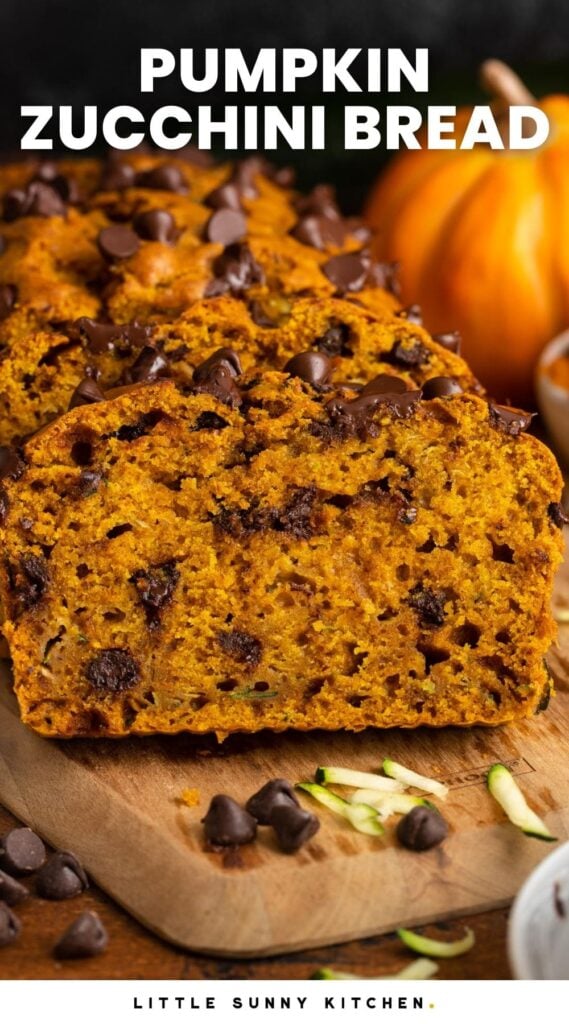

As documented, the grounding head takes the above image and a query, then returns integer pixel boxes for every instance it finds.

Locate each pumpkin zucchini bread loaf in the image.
[0,153,473,445]
[0,354,563,738]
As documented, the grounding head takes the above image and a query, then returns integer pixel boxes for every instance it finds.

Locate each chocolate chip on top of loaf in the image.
[0,354,562,738]
[0,153,478,446]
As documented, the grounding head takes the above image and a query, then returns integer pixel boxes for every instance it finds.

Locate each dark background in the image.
[1,0,568,207]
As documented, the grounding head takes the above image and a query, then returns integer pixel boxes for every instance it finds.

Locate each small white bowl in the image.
[536,329,569,467]
[509,841,569,979]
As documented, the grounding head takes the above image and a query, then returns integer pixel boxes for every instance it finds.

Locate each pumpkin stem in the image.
[479,60,535,107]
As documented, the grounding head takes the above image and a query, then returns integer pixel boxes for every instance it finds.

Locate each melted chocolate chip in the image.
[97,225,140,261]
[548,501,569,528]
[54,911,108,960]
[68,377,106,410]
[324,377,421,439]
[193,348,242,407]
[488,402,533,436]
[218,629,262,668]
[0,284,17,321]
[77,469,102,497]
[214,486,318,541]
[270,803,320,853]
[0,870,29,906]
[205,242,264,297]
[126,346,170,384]
[85,649,139,693]
[136,165,187,194]
[3,182,66,221]
[0,828,46,875]
[433,331,462,355]
[205,208,247,246]
[0,446,26,481]
[396,806,448,851]
[387,338,430,368]
[36,852,89,900]
[0,902,21,947]
[133,209,177,244]
[130,560,180,628]
[72,318,153,355]
[284,351,331,386]
[8,554,50,616]
[194,411,230,431]
[202,795,257,847]
[422,376,462,399]
[314,322,353,358]
[409,585,446,627]
[245,778,299,825]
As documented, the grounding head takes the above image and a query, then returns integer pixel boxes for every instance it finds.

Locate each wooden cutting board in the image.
[1,541,569,958]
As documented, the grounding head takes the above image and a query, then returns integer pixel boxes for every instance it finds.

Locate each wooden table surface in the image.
[0,800,511,980]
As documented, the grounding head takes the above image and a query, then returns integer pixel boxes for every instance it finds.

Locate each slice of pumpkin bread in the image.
[0,354,563,737]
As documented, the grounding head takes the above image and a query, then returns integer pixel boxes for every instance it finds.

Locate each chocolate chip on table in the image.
[85,649,140,694]
[246,778,300,825]
[136,164,188,194]
[53,911,108,960]
[205,209,247,246]
[0,284,17,321]
[3,181,66,221]
[68,376,106,410]
[422,376,463,399]
[488,402,533,436]
[548,501,569,528]
[396,806,449,851]
[97,225,140,261]
[202,795,257,847]
[270,803,321,853]
[0,827,46,875]
[432,330,462,355]
[0,869,29,906]
[36,851,89,900]
[133,208,177,244]
[0,902,21,947]
[284,351,332,387]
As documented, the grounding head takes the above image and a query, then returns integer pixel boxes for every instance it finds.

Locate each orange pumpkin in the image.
[366,61,569,405]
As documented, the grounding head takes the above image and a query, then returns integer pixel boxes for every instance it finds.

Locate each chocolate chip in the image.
[127,346,170,384]
[387,338,430,368]
[214,487,317,541]
[422,376,462,399]
[130,560,180,628]
[230,156,266,199]
[0,828,46,875]
[194,411,230,431]
[325,376,421,438]
[205,208,247,246]
[272,165,296,188]
[218,629,262,667]
[100,159,137,191]
[409,585,446,627]
[270,803,320,853]
[322,252,370,293]
[72,317,153,355]
[85,649,139,693]
[193,348,242,407]
[362,374,408,395]
[548,501,569,528]
[296,183,340,220]
[98,225,140,261]
[36,851,89,900]
[396,806,448,851]
[0,902,21,946]
[136,165,187,194]
[0,446,26,481]
[202,795,257,846]
[77,469,102,497]
[433,331,461,355]
[0,870,29,906]
[314,322,353,358]
[284,351,332,386]
[32,164,79,203]
[0,284,17,321]
[488,402,533,436]
[68,376,106,410]
[205,242,264,297]
[8,554,50,615]
[3,182,66,221]
[205,182,243,211]
[397,305,423,325]
[292,215,349,250]
[245,779,299,825]
[368,260,400,296]
[133,208,177,244]
[53,911,108,960]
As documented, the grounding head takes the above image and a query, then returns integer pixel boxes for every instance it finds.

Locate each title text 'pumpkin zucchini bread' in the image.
[0,354,563,738]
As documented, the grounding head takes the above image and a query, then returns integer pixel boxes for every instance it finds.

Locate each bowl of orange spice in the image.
[536,331,569,468]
